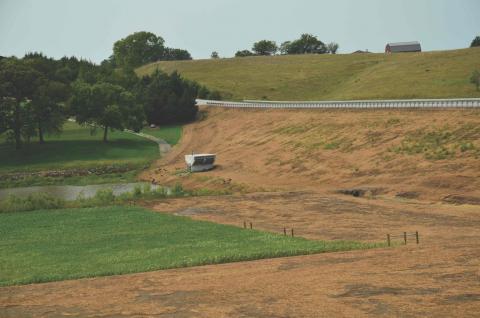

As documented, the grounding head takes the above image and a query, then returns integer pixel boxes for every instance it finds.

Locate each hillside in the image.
[137,48,480,101]
[143,106,480,203]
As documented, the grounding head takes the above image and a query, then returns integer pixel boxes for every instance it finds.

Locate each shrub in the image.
[93,188,115,205]
[0,193,65,213]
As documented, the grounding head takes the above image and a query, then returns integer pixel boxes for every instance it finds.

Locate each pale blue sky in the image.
[0,0,479,62]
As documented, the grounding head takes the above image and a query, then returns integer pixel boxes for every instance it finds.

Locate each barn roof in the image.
[388,41,420,47]
[386,41,421,52]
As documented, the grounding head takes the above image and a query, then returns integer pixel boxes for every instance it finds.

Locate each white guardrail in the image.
[196,98,480,109]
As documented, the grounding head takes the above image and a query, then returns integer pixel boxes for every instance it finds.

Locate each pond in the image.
[0,183,160,201]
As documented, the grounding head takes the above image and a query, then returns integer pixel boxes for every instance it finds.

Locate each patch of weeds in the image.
[0,182,221,214]
[324,140,341,150]
[385,118,401,127]
[272,124,315,135]
[172,168,191,177]
[459,142,475,152]
[390,125,480,160]
[0,193,65,213]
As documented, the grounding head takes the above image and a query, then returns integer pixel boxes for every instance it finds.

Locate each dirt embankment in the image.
[143,107,480,203]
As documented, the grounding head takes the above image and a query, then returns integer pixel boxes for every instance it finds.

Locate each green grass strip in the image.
[0,206,383,286]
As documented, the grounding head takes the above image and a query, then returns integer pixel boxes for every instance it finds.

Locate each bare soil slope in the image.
[145,106,480,203]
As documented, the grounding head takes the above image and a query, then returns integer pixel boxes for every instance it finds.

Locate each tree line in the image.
[0,32,219,149]
[210,34,480,59]
[232,34,339,58]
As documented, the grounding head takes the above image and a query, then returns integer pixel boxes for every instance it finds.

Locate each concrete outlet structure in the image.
[185,154,216,172]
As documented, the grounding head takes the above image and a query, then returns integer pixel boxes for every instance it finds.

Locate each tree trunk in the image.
[14,128,22,150]
[38,122,45,144]
[14,104,22,150]
[103,125,108,142]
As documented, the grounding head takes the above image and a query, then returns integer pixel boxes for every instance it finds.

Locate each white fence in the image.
[196,98,480,109]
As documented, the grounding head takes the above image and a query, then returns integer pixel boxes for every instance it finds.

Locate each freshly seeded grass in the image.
[0,206,383,286]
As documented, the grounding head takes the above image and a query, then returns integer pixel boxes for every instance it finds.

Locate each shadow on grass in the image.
[0,139,158,172]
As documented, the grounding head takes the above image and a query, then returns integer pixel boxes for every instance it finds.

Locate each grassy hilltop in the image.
[137,47,480,101]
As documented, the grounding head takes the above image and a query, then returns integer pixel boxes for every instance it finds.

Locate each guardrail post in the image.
[404,232,407,245]
[416,231,419,244]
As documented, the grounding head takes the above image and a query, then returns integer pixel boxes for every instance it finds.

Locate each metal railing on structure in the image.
[196,98,480,109]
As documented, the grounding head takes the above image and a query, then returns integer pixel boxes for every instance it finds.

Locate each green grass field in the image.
[0,206,380,286]
[0,122,182,188]
[141,125,182,145]
[0,122,158,173]
[137,47,480,101]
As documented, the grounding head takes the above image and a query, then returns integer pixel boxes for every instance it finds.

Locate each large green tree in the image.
[70,81,144,142]
[32,80,69,143]
[112,32,192,67]
[0,58,42,149]
[252,40,278,56]
[284,34,327,54]
[138,70,198,125]
[24,53,70,143]
[113,31,165,68]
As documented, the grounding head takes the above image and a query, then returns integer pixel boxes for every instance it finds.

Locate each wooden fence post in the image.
[387,234,391,247]
[291,228,294,237]
[416,231,419,244]
[403,232,407,245]
[250,222,252,229]
[283,227,286,236]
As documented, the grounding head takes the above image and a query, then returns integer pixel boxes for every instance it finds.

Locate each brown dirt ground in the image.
[143,107,480,202]
[2,107,480,317]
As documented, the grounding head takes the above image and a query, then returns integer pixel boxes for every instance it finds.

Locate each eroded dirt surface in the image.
[141,107,480,202]
[2,192,480,317]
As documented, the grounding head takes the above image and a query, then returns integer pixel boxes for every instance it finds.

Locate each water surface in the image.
[0,183,159,201]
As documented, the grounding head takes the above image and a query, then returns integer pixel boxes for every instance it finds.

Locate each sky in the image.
[0,0,479,63]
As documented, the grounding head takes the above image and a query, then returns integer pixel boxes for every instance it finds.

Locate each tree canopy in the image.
[112,31,192,68]
[283,34,327,54]
[138,70,198,125]
[471,36,480,48]
[327,42,339,54]
[252,40,278,56]
[0,58,43,149]
[113,31,165,68]
[69,81,144,142]
[0,33,217,150]
[235,50,254,57]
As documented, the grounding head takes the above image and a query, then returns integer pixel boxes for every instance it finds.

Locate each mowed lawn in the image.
[141,125,182,145]
[0,122,159,173]
[0,206,379,286]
